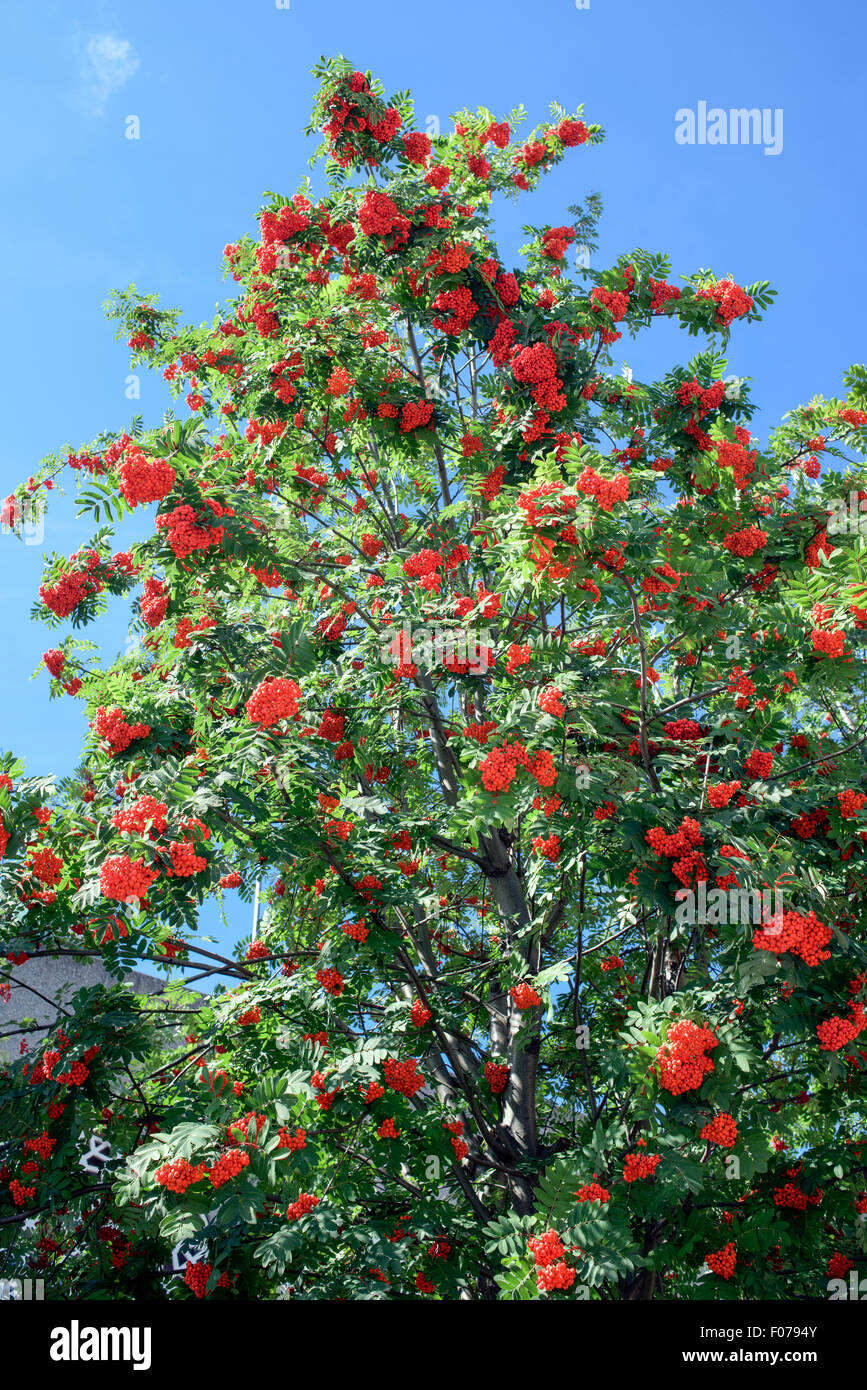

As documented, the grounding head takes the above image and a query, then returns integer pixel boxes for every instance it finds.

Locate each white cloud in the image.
[81,33,139,114]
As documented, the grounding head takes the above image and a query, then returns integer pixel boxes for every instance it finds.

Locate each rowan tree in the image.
[2,56,867,1301]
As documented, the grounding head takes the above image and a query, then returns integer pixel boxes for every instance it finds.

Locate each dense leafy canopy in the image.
[2,56,867,1301]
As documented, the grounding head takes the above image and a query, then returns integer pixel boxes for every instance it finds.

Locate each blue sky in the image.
[0,0,864,962]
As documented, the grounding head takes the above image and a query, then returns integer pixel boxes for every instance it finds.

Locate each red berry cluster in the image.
[168,841,207,877]
[444,1119,469,1160]
[208,1149,250,1189]
[645,816,707,888]
[286,1192,319,1221]
[484,1062,509,1094]
[752,909,832,967]
[576,1181,610,1204]
[773,1182,822,1211]
[342,918,369,942]
[94,705,151,754]
[480,740,558,795]
[23,1131,56,1160]
[316,967,345,996]
[589,286,629,322]
[696,278,754,327]
[655,1020,719,1095]
[277,1127,306,1151]
[317,709,346,742]
[112,796,168,835]
[722,525,768,557]
[245,677,302,727]
[358,190,409,241]
[140,576,170,628]
[744,749,774,779]
[360,532,384,558]
[155,502,227,559]
[43,649,65,677]
[28,848,63,886]
[556,120,588,146]
[532,833,561,863]
[574,465,630,512]
[817,1002,866,1052]
[705,1242,737,1280]
[811,627,847,659]
[431,286,478,336]
[510,982,541,1010]
[662,719,704,741]
[383,1057,425,1097]
[479,464,507,500]
[184,1261,211,1298]
[118,448,176,507]
[99,854,159,902]
[528,1230,576,1293]
[700,1112,738,1148]
[55,1059,92,1087]
[39,569,95,619]
[839,789,867,819]
[155,1157,208,1193]
[790,807,829,840]
[623,1152,662,1182]
[226,1111,266,1147]
[645,816,703,857]
[706,781,741,808]
[537,686,565,717]
[312,1070,340,1111]
[527,1229,564,1265]
[9,1179,37,1206]
[511,342,565,416]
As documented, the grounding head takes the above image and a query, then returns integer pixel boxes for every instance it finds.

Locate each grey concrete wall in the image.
[0,954,165,1062]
